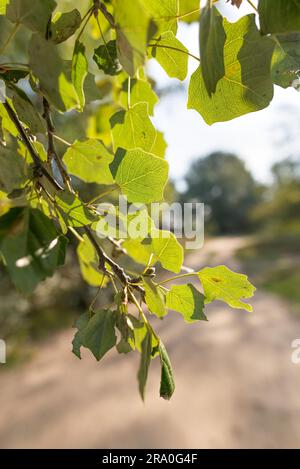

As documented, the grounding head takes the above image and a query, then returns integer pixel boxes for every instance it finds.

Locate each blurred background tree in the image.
[181,152,262,234]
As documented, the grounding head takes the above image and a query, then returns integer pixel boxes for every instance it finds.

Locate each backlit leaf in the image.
[198,265,256,312]
[143,278,167,318]
[151,229,184,273]
[110,148,169,203]
[166,283,207,322]
[72,40,88,110]
[111,103,157,153]
[63,139,114,185]
[119,78,158,116]
[151,31,189,81]
[188,14,275,124]
[55,191,96,227]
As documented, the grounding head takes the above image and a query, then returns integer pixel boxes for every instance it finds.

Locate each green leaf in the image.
[7,0,56,34]
[132,315,159,356]
[258,0,300,35]
[72,40,88,110]
[0,0,8,15]
[151,130,167,158]
[55,191,96,227]
[0,208,67,293]
[143,278,167,318]
[77,234,108,287]
[110,148,169,203]
[111,103,157,153]
[119,78,158,116]
[93,40,122,76]
[188,15,275,125]
[146,0,178,35]
[63,139,114,184]
[151,229,184,273]
[51,9,81,44]
[159,342,175,400]
[151,31,188,81]
[0,145,28,193]
[81,309,117,361]
[114,0,154,76]
[72,312,90,359]
[29,34,79,112]
[198,265,256,312]
[12,86,46,134]
[200,5,226,95]
[271,33,300,88]
[179,0,200,23]
[166,283,207,322]
[137,329,152,400]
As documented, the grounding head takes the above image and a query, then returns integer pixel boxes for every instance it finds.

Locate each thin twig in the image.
[42,98,73,192]
[84,227,144,294]
[3,100,63,191]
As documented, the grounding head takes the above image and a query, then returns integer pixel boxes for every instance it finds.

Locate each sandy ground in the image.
[0,236,300,449]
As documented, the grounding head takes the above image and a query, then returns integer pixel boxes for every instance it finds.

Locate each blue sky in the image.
[148,1,300,188]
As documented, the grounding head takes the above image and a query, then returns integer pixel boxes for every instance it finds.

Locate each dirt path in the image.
[1,236,300,449]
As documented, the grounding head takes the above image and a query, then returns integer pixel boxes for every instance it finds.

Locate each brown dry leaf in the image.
[227,0,243,8]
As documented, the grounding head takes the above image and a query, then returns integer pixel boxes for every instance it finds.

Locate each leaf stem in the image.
[156,272,198,286]
[3,100,63,191]
[42,98,73,192]
[127,76,131,109]
[148,43,200,62]
[86,185,119,205]
[246,0,258,12]
[176,8,200,20]
[52,134,72,147]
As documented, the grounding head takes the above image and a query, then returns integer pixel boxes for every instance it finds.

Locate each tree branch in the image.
[3,100,63,191]
[42,98,73,192]
[84,227,144,294]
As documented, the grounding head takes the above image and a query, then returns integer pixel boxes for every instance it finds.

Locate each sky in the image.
[148,1,300,189]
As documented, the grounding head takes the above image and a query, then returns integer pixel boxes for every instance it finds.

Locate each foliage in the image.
[182,152,261,234]
[0,0,297,399]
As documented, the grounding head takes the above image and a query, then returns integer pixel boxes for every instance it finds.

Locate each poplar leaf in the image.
[151,32,189,81]
[198,265,256,312]
[63,139,114,185]
[81,309,117,361]
[51,9,81,44]
[137,330,152,400]
[200,6,226,95]
[166,283,207,322]
[271,33,300,88]
[258,0,300,35]
[159,342,175,400]
[110,103,157,153]
[143,278,167,318]
[151,229,184,273]
[188,15,275,124]
[93,40,122,76]
[110,148,169,203]
[72,40,88,110]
